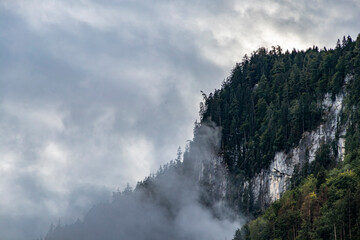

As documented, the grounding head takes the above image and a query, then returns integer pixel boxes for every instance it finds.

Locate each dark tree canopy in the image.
[200,35,357,179]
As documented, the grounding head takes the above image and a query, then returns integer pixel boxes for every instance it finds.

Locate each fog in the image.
[45,123,241,240]
[2,1,359,238]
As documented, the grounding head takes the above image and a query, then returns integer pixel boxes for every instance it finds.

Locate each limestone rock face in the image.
[198,76,352,211]
[249,90,347,206]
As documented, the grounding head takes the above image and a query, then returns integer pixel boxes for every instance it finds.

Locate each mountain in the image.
[45,34,360,240]
[231,36,360,239]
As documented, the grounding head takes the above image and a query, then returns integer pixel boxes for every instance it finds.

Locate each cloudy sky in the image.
[0,0,359,239]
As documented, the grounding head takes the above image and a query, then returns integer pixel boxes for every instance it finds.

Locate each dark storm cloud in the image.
[0,0,359,239]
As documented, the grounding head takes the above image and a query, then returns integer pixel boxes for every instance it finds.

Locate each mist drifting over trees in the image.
[46,123,241,240]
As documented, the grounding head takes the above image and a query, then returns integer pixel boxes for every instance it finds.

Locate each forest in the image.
[200,36,357,178]
[225,35,360,239]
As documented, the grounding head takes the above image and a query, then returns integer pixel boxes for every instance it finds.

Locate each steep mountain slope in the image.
[232,35,360,239]
[243,88,347,208]
[45,34,360,240]
[200,35,359,216]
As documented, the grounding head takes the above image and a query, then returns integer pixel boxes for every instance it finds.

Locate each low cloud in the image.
[0,0,359,239]
[45,123,241,240]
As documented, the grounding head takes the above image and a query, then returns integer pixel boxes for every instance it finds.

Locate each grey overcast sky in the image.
[0,0,359,239]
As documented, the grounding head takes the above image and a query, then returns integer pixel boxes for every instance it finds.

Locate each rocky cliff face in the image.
[196,76,352,212]
[245,76,352,208]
